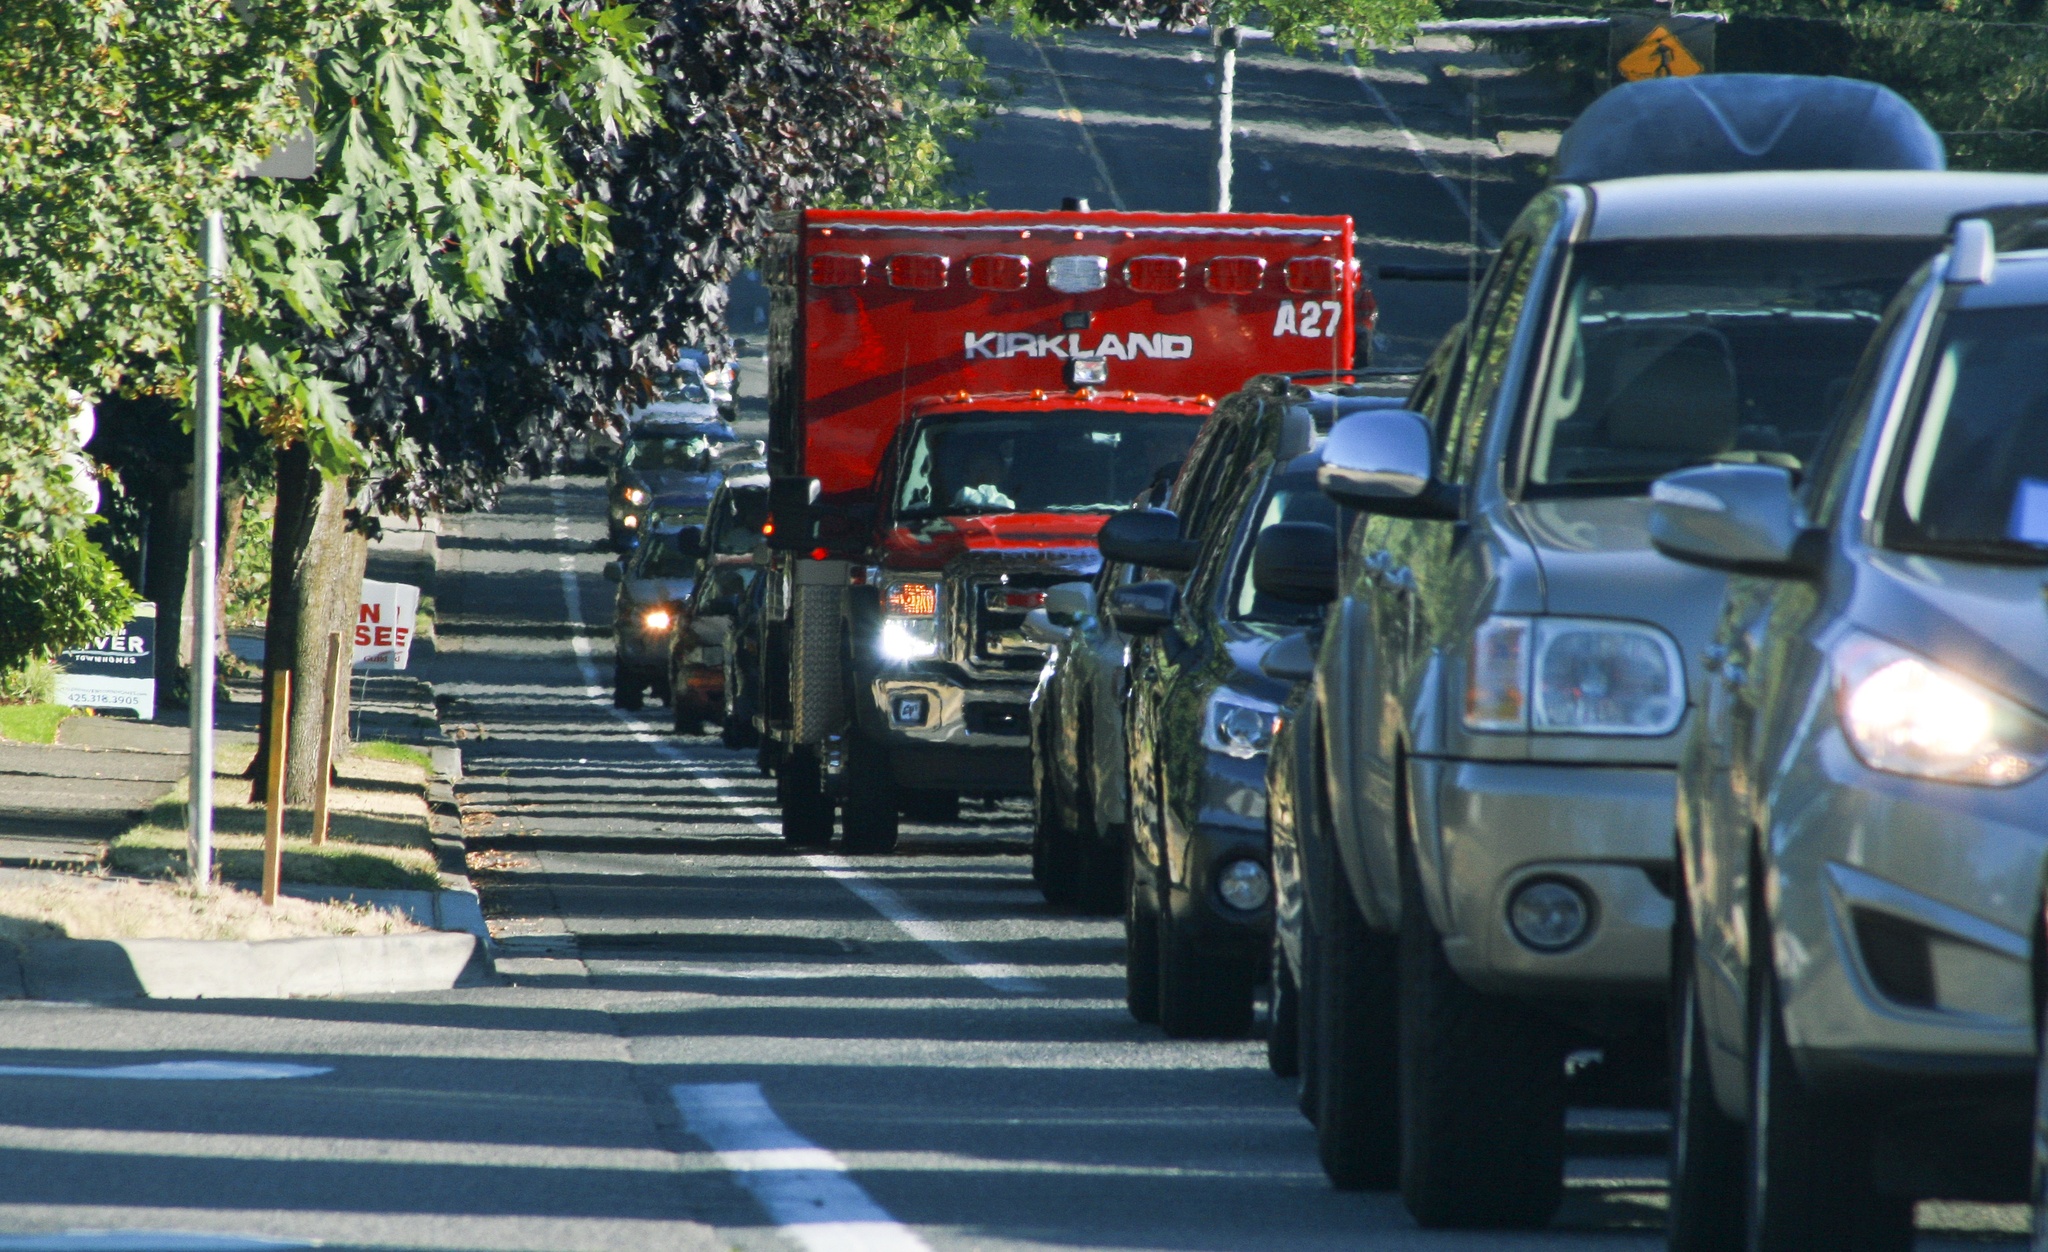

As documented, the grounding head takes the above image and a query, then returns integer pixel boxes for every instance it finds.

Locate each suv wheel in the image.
[776,745,834,848]
[840,732,899,855]
[1267,942,1300,1079]
[1124,835,1161,1025]
[1157,897,1256,1039]
[1397,847,1567,1228]
[1311,869,1399,1189]
[1032,720,1081,908]
[1744,898,1913,1251]
[1071,729,1123,917]
[1668,894,1743,1252]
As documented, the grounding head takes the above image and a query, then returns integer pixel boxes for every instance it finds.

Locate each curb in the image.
[0,931,484,1001]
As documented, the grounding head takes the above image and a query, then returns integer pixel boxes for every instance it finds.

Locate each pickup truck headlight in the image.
[1464,616,1684,736]
[641,607,673,632]
[1204,690,1280,759]
[879,619,938,662]
[1835,634,2048,786]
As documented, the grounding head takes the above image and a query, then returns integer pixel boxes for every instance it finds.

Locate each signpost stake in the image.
[262,669,291,906]
[310,631,343,847]
[188,210,225,891]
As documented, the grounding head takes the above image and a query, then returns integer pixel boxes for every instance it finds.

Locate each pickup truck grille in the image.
[970,576,1063,671]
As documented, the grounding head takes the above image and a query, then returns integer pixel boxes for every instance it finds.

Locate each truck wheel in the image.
[612,663,642,711]
[1744,896,1912,1252]
[1397,848,1567,1228]
[1668,894,1743,1252]
[1311,870,1399,1189]
[1124,837,1161,1025]
[897,790,958,823]
[1267,942,1301,1078]
[840,733,899,855]
[776,746,833,848]
[1158,899,1256,1039]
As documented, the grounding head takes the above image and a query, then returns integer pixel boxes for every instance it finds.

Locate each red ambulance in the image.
[755,206,1365,851]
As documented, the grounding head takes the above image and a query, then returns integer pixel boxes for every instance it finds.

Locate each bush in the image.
[0,531,137,676]
[0,657,58,705]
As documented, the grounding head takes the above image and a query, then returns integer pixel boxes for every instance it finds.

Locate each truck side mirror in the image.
[1107,580,1178,635]
[1649,464,1824,578]
[1021,607,1068,645]
[1252,522,1338,605]
[1097,509,1199,573]
[1318,409,1461,520]
[1043,581,1095,627]
[766,476,821,552]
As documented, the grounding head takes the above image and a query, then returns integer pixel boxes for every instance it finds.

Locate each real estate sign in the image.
[354,580,420,671]
[55,601,156,720]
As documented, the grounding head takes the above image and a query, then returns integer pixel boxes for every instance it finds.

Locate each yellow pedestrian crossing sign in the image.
[1610,15,1716,85]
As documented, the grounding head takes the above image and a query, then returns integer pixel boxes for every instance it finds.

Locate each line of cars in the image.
[1024,73,2048,1247]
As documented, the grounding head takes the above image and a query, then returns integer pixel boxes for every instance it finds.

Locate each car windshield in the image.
[1882,305,2048,565]
[1523,239,1935,496]
[894,411,1201,519]
[633,533,697,578]
[1232,472,1340,625]
[710,489,768,555]
[655,373,710,404]
[623,433,714,471]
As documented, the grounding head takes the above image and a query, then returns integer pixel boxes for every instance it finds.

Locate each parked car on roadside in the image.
[669,472,769,736]
[1293,74,2048,1227]
[1097,375,1343,1039]
[607,415,734,549]
[605,522,701,710]
[1652,211,2048,1251]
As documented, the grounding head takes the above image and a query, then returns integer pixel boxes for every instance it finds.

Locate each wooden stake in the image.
[310,631,344,847]
[262,668,291,906]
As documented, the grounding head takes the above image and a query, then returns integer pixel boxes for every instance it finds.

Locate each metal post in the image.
[1213,25,1239,213]
[188,210,224,890]
[263,668,291,906]
[310,631,343,846]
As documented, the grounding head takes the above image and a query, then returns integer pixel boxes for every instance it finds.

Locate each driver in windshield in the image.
[952,445,1017,510]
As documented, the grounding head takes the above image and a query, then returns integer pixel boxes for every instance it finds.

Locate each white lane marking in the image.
[672,1082,930,1252]
[543,480,1046,995]
[0,1062,328,1082]
[0,1235,310,1250]
[1344,54,1500,251]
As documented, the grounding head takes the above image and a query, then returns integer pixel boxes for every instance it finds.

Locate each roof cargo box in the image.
[1553,74,1945,184]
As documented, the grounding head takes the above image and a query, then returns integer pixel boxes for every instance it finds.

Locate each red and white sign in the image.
[354,580,420,671]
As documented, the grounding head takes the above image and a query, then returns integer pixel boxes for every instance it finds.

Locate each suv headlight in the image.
[1835,634,2048,786]
[1464,616,1685,736]
[1204,690,1280,759]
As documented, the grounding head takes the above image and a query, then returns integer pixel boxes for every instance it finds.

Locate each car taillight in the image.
[1204,256,1266,294]
[986,589,1046,611]
[1285,256,1344,294]
[886,253,949,290]
[809,254,869,287]
[966,254,1030,291]
[1123,255,1186,293]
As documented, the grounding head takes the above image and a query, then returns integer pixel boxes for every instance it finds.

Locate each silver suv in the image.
[1653,210,2048,1250]
[1293,83,2048,1226]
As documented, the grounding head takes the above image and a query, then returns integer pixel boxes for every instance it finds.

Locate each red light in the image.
[965,254,1030,291]
[1003,590,1046,610]
[1285,256,1344,294]
[886,253,949,290]
[810,253,869,287]
[1123,255,1186,293]
[810,547,829,561]
[887,582,938,616]
[1356,285,1379,330]
[1204,256,1266,295]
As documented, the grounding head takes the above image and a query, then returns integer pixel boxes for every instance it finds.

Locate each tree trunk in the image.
[142,479,194,715]
[251,443,360,806]
[214,492,245,663]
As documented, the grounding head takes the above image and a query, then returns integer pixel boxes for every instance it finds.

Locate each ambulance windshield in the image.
[893,411,1201,520]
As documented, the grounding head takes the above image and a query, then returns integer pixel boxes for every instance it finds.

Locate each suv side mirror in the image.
[1253,522,1338,605]
[766,476,821,552]
[1107,580,1178,635]
[1098,508,1200,572]
[602,560,623,583]
[1260,632,1317,682]
[1649,464,1824,577]
[1044,581,1095,627]
[1318,409,1460,519]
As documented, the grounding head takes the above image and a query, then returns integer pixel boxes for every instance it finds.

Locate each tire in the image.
[1157,897,1257,1039]
[1296,905,1323,1124]
[1070,727,1124,917]
[1267,941,1301,1079]
[1744,888,1913,1252]
[1668,894,1744,1252]
[1397,847,1568,1228]
[1311,869,1400,1190]
[776,745,834,848]
[722,712,759,750]
[1032,730,1082,909]
[1125,835,1161,1025]
[612,662,642,711]
[840,732,899,855]
[672,693,706,735]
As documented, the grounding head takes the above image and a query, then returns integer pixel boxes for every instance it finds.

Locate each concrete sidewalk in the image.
[0,719,247,871]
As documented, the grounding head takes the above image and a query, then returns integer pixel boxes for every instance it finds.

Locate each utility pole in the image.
[1213,24,1239,212]
[188,209,224,890]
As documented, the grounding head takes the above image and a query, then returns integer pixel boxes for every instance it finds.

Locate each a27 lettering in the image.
[1273,300,1345,339]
